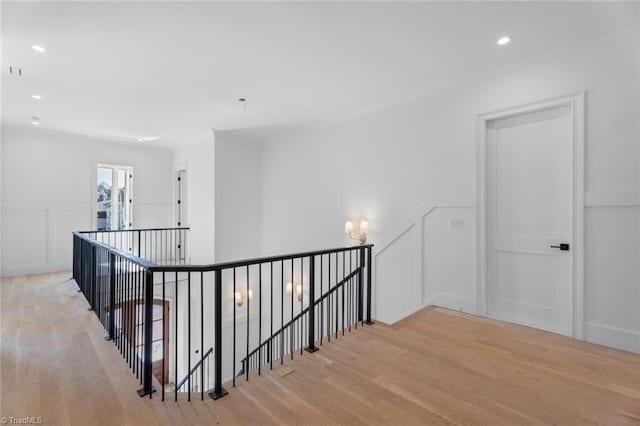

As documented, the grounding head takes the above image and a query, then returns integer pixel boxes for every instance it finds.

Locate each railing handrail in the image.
[175,347,214,391]
[76,228,372,274]
[72,231,156,268]
[77,226,190,234]
[148,244,374,273]
[239,266,363,367]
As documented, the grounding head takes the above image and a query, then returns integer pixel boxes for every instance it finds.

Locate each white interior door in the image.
[486,105,573,335]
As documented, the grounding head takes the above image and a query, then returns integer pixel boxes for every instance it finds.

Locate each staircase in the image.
[73,228,373,402]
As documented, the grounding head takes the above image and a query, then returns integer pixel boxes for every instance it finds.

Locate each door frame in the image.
[476,92,585,339]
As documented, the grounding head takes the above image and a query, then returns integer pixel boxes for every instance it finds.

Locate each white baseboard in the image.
[1,263,70,277]
[584,321,640,354]
[379,305,425,325]
[424,293,477,315]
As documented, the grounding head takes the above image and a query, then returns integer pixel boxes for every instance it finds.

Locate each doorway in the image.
[477,93,584,338]
[118,298,170,384]
[176,168,187,260]
[97,164,132,231]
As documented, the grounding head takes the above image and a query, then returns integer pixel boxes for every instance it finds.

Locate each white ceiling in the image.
[2,1,638,148]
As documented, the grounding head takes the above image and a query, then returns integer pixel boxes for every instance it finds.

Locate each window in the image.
[97,165,132,231]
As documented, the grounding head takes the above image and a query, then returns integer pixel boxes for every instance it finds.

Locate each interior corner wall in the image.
[0,124,174,276]
[214,132,262,262]
[259,27,640,352]
[173,135,216,264]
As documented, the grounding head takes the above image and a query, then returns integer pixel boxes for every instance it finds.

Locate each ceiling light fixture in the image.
[497,36,511,46]
[31,44,46,53]
[136,136,158,143]
[32,94,42,100]
[31,117,40,125]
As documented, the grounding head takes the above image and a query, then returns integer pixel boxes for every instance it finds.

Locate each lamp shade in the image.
[360,220,369,234]
[344,221,354,234]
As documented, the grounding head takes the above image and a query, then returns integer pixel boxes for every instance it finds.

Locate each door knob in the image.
[550,243,570,251]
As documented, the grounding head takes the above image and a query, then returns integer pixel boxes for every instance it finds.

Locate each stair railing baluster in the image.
[72,230,372,403]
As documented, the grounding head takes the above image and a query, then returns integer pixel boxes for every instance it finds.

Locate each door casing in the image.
[476,92,585,339]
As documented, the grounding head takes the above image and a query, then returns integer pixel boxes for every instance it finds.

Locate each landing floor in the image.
[2,272,640,425]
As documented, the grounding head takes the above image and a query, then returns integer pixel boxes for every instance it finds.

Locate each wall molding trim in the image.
[584,321,640,354]
[424,293,477,315]
[584,190,640,207]
[372,194,474,324]
[375,194,475,255]
[2,263,71,277]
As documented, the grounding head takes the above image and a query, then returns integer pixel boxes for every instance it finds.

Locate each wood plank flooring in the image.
[2,271,640,425]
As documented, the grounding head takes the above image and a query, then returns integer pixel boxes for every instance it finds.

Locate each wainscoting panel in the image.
[51,207,93,266]
[422,207,476,313]
[2,208,49,270]
[373,195,474,324]
[585,321,640,354]
[583,204,640,352]
[374,225,418,324]
[1,202,172,277]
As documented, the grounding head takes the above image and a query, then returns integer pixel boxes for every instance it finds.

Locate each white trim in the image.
[94,163,134,230]
[585,190,640,207]
[476,92,585,339]
[375,194,474,254]
[372,195,474,324]
[424,293,477,314]
[584,321,640,354]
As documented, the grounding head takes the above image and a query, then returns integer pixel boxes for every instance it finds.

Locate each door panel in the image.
[487,105,573,335]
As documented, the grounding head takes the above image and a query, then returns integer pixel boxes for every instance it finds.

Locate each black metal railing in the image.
[237,264,365,377]
[72,231,157,397]
[176,347,213,394]
[73,227,373,403]
[77,227,189,264]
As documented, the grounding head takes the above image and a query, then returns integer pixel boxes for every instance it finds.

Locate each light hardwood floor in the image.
[2,271,640,425]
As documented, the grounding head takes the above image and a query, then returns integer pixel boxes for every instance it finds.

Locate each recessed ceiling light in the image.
[136,136,158,142]
[32,94,42,100]
[497,36,511,46]
[31,44,46,53]
[31,116,40,125]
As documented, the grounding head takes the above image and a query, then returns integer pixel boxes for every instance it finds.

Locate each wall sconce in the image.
[234,289,253,307]
[345,220,369,244]
[286,282,303,301]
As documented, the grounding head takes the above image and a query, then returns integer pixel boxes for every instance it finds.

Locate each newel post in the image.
[365,247,374,325]
[209,269,228,400]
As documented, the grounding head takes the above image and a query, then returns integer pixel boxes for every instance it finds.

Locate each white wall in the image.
[214,132,262,262]
[173,135,216,264]
[257,27,640,352]
[1,124,174,276]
